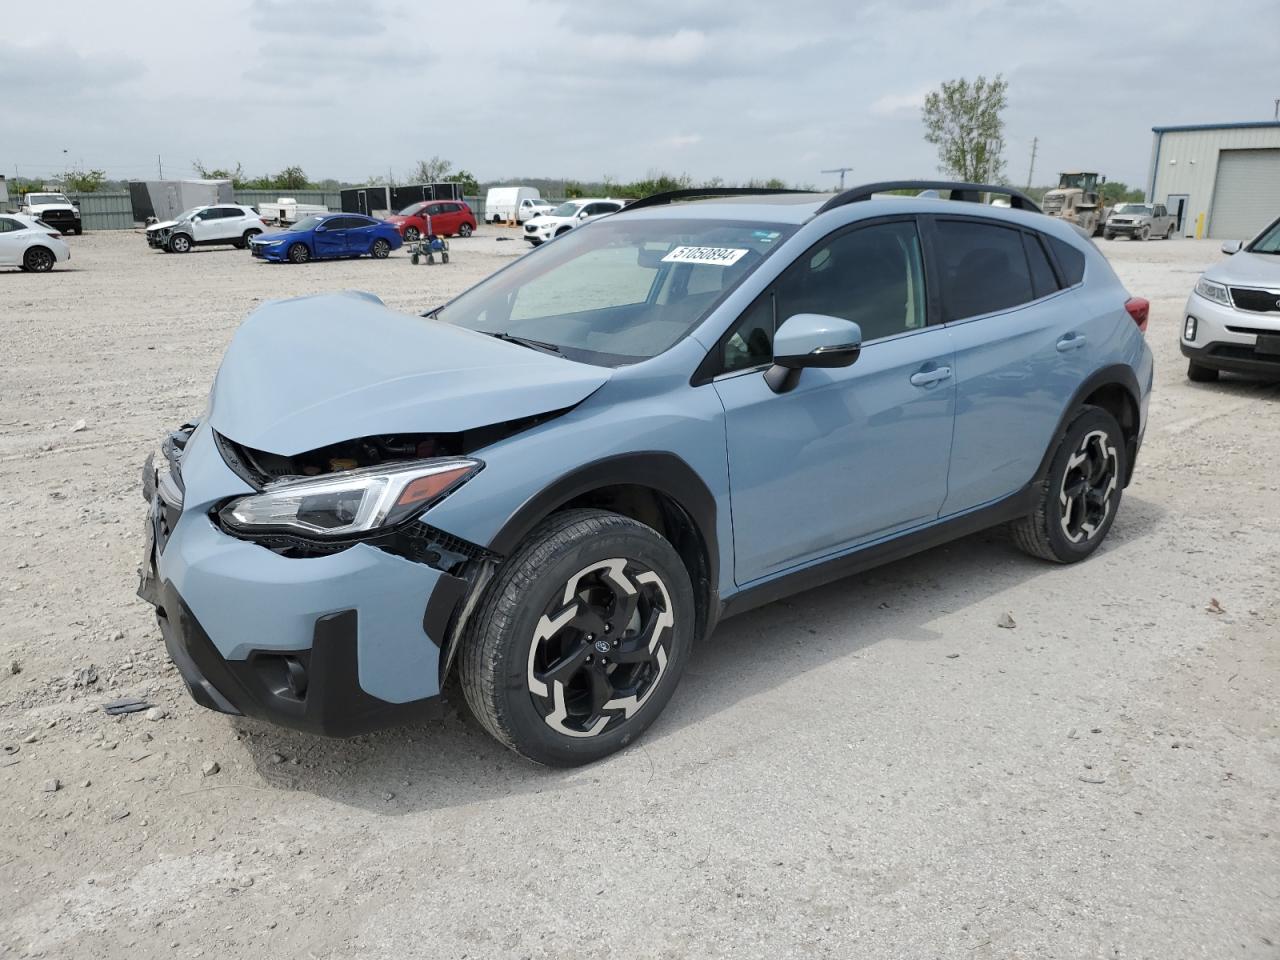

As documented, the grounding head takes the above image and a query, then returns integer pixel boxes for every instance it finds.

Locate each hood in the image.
[1205,251,1280,287]
[147,219,178,233]
[251,229,298,242]
[385,214,409,224]
[208,292,612,456]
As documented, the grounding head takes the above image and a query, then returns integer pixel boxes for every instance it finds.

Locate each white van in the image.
[485,186,553,224]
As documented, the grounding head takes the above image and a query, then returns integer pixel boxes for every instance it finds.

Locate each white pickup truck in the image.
[20,192,82,235]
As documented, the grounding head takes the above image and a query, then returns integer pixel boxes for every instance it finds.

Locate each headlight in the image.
[220,458,480,539]
[1194,277,1231,307]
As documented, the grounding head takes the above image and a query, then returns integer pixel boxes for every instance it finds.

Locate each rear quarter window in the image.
[1046,236,1086,286]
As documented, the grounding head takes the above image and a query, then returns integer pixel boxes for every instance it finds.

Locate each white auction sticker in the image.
[661,245,749,266]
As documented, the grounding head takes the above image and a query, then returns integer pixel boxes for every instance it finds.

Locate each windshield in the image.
[292,216,324,232]
[29,194,69,205]
[434,217,795,366]
[397,202,427,216]
[174,207,202,222]
[1248,216,1280,254]
[550,202,582,217]
[1114,204,1152,215]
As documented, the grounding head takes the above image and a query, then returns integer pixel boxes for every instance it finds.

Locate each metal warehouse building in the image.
[1147,121,1280,240]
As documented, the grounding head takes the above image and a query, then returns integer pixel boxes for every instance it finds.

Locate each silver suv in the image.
[1104,202,1176,241]
[1181,214,1280,382]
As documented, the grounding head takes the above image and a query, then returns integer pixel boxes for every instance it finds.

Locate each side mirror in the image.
[72,199,80,207]
[764,314,862,394]
[1221,240,1242,255]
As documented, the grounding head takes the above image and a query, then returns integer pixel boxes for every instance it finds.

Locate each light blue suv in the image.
[138,182,1154,765]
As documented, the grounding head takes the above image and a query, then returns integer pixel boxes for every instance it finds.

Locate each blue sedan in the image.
[249,213,402,263]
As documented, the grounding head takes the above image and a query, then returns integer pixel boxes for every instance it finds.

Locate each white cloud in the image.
[870,88,931,117]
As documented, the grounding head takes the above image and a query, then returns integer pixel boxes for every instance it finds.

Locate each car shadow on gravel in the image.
[222,493,1166,814]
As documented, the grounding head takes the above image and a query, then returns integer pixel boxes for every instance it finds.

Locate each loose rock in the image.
[145,707,166,722]
[69,419,87,433]
[996,612,1017,629]
[42,778,60,793]
[201,760,221,777]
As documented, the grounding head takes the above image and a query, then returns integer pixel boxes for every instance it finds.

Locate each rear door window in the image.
[934,219,1036,321]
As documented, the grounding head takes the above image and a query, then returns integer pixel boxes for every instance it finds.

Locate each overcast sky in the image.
[3,0,1276,191]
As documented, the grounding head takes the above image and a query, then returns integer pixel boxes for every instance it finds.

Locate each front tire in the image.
[460,509,694,766]
[168,233,192,254]
[371,238,391,259]
[1011,406,1126,564]
[23,246,55,272]
[1187,359,1220,383]
[1138,226,1150,241]
[287,242,310,264]
[403,226,420,242]
[1103,232,1115,241]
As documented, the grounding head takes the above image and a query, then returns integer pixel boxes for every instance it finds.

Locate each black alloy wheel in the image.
[23,246,55,272]
[526,558,674,738]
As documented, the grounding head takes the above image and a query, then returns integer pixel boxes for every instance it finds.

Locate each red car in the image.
[385,200,476,240]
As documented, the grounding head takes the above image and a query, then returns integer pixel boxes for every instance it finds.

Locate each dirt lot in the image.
[1,228,1277,959]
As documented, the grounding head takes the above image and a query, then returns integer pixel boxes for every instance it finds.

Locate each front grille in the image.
[1229,287,1280,313]
[525,224,537,233]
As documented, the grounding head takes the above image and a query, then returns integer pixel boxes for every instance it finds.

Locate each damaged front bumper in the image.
[137,421,479,737]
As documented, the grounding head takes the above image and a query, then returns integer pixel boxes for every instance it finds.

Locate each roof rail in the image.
[816,180,1042,214]
[616,186,815,213]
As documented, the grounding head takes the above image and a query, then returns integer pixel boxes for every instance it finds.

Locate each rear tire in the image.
[1103,232,1115,240]
[1186,359,1220,383]
[1011,406,1126,564]
[460,509,694,766]
[371,238,391,259]
[1165,224,1175,239]
[458,222,473,237]
[23,246,55,272]
[287,242,310,264]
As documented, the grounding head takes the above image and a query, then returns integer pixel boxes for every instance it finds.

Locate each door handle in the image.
[1056,334,1087,352]
[910,365,953,387]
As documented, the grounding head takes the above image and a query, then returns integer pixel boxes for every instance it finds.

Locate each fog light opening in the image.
[1184,315,1198,342]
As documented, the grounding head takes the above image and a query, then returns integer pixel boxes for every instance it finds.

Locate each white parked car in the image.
[146,204,267,253]
[1181,213,1280,382]
[19,192,81,235]
[522,198,625,245]
[0,213,71,272]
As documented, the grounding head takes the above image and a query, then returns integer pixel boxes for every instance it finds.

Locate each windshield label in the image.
[661,246,749,266]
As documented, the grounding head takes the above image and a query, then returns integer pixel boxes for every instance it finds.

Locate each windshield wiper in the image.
[486,331,563,356]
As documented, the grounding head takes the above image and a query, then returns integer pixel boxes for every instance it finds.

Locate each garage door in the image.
[1209,148,1280,240]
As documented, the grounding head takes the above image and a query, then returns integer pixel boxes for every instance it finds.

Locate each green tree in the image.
[1099,180,1144,204]
[272,166,310,190]
[921,74,1008,182]
[192,160,250,188]
[452,168,480,196]
[411,156,453,183]
[62,168,108,193]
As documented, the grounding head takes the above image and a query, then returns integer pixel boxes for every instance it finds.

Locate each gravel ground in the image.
[1,228,1277,959]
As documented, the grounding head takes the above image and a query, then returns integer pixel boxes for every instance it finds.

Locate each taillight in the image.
[46,231,61,239]
[1125,297,1149,333]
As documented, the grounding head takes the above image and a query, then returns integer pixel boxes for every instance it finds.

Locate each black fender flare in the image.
[433,452,721,684]
[1035,363,1142,485]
